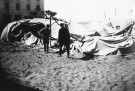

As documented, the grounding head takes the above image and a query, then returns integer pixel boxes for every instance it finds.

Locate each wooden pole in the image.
[50,16,51,47]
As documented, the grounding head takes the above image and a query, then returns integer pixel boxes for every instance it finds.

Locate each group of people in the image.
[38,23,70,58]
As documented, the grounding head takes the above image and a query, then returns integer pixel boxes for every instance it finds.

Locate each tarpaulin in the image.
[73,36,135,55]
[1,19,30,42]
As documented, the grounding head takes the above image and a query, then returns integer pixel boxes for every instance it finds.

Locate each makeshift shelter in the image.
[0,18,62,45]
[28,18,63,39]
[69,22,95,36]
[110,17,133,30]
[70,18,135,55]
[72,36,135,55]
[1,19,30,42]
[1,18,135,55]
[69,17,134,38]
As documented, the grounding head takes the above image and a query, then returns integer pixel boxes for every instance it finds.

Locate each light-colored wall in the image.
[0,0,44,28]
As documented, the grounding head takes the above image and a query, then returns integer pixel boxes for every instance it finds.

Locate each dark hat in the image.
[60,23,64,26]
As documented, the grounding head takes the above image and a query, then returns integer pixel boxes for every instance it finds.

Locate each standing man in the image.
[58,23,70,57]
[39,24,50,53]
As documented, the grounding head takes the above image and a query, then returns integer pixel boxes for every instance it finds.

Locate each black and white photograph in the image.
[1,0,135,91]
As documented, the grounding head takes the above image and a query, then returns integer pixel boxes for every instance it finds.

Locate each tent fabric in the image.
[73,17,135,37]
[0,18,60,42]
[1,22,20,42]
[1,18,135,56]
[72,36,135,55]
[110,17,133,30]
[24,34,38,45]
[0,19,30,42]
[69,23,96,36]
[25,18,61,39]
[88,20,134,37]
[1,18,134,43]
[70,20,134,42]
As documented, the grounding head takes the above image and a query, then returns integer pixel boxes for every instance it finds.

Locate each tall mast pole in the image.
[50,16,51,47]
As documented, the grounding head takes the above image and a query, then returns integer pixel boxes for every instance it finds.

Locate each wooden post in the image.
[50,16,52,47]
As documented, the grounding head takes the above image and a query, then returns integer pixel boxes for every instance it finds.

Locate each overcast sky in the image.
[45,0,135,21]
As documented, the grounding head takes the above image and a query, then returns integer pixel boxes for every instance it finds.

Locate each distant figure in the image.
[39,24,50,53]
[116,25,120,30]
[58,23,70,57]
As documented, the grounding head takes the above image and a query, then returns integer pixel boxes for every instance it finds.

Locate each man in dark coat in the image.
[58,23,70,57]
[39,24,50,53]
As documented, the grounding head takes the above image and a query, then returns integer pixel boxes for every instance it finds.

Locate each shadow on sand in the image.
[79,53,95,60]
[0,66,41,91]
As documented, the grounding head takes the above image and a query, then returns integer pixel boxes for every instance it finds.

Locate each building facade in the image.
[0,0,44,31]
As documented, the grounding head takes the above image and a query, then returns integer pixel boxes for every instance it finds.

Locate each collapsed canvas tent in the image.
[28,18,61,39]
[69,22,96,36]
[1,18,135,55]
[3,18,133,43]
[71,19,135,55]
[71,35,135,55]
[1,19,30,42]
[70,19,134,37]
[0,18,63,45]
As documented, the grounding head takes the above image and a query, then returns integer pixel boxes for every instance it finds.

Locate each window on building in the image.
[15,15,22,21]
[4,2,9,10]
[16,3,20,10]
[35,5,40,11]
[26,4,30,10]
